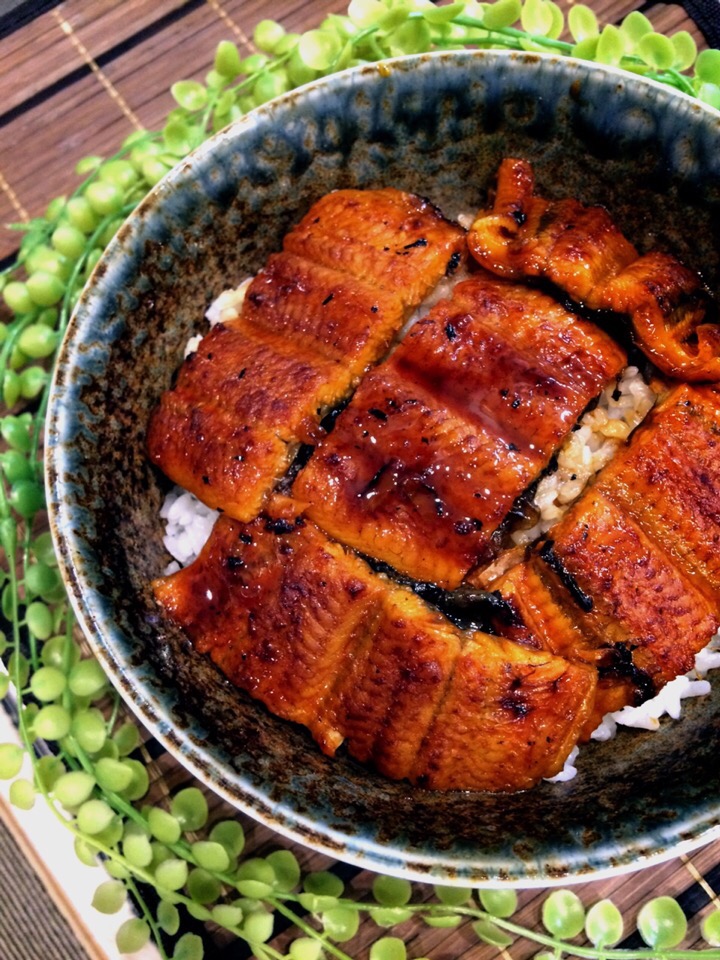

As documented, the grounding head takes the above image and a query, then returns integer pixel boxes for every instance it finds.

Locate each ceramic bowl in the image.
[46,50,720,885]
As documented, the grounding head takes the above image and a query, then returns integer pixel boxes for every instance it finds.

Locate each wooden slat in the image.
[648,1,707,44]
[0,0,190,118]
[0,0,351,259]
[0,72,136,252]
[225,0,347,35]
[593,0,707,45]
[0,170,30,233]
[57,0,193,53]
[101,4,237,125]
[0,12,70,117]
[102,0,348,122]
[590,0,647,27]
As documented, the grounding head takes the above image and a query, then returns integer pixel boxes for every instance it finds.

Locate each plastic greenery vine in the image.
[1,0,720,957]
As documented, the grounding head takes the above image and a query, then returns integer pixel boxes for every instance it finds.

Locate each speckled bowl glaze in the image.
[47,50,720,885]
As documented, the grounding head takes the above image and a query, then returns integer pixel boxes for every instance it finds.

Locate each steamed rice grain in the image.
[160,488,218,573]
[513,366,656,546]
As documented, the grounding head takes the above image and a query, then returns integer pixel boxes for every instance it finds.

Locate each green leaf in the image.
[209,819,245,858]
[266,849,300,891]
[377,2,415,31]
[119,759,149,802]
[298,893,340,913]
[298,29,343,70]
[542,889,586,939]
[544,1,564,40]
[154,858,189,892]
[482,0,522,30]
[289,937,323,960]
[478,887,518,918]
[423,913,462,928]
[595,24,624,66]
[422,1,465,24]
[347,0,386,29]
[0,742,24,780]
[172,932,204,960]
[214,40,242,79]
[9,778,34,809]
[697,82,720,109]
[369,937,407,960]
[157,901,181,935]
[619,10,653,44]
[170,786,208,831]
[304,870,344,898]
[568,4,598,42]
[696,49,720,85]
[372,875,412,907]
[637,33,676,71]
[241,909,274,943]
[472,918,513,947]
[163,120,197,157]
[433,884,471,906]
[636,896,687,949]
[236,860,275,900]
[92,880,127,915]
[670,31,697,72]
[187,867,221,905]
[191,840,230,872]
[368,906,414,927]
[116,918,150,954]
[521,0,553,37]
[94,757,134,793]
[322,906,361,941]
[253,19,286,53]
[385,19,432,56]
[702,909,720,947]
[212,903,244,928]
[170,80,208,112]
[585,898,624,947]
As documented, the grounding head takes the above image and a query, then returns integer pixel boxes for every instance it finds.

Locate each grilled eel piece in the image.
[491,383,720,735]
[294,272,625,588]
[147,189,465,521]
[467,158,718,381]
[152,496,597,792]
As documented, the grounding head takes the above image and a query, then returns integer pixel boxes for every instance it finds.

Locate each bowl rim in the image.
[45,46,720,886]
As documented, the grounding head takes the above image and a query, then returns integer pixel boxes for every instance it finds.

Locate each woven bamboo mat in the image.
[2,1,720,958]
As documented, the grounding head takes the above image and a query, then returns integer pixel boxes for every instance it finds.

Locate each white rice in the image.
[182,280,252,360]
[546,746,580,783]
[160,487,218,574]
[512,366,656,546]
[165,280,252,564]
[542,634,720,783]
[204,278,252,327]
[592,635,720,739]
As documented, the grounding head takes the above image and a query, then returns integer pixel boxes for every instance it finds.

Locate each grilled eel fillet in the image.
[146,189,465,521]
[467,158,718,381]
[294,272,625,588]
[491,383,720,735]
[152,496,597,792]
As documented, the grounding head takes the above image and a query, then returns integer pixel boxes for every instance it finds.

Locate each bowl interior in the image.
[47,50,720,884]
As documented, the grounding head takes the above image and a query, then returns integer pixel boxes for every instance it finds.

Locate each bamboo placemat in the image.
[2,1,720,958]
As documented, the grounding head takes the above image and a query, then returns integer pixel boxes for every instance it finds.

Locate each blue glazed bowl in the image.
[46,50,720,885]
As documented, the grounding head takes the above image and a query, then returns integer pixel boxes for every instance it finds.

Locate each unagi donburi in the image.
[148,165,720,793]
